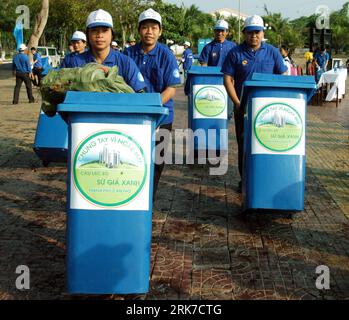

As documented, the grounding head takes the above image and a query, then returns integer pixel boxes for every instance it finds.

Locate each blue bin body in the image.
[241,73,316,211]
[41,57,53,76]
[185,66,229,153]
[57,91,167,294]
[33,111,68,164]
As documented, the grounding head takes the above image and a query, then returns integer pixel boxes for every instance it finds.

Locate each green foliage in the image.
[226,16,243,43]
[330,2,349,53]
[152,1,186,43]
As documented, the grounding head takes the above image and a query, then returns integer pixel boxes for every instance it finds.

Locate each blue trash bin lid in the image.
[241,73,317,103]
[57,91,167,115]
[185,66,224,95]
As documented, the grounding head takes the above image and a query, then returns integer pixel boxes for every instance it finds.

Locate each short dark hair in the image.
[280,44,289,52]
[31,47,36,51]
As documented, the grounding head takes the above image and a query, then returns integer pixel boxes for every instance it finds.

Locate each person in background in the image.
[199,19,236,67]
[68,44,75,53]
[12,44,35,104]
[111,41,119,51]
[124,8,181,196]
[128,36,136,47]
[181,41,193,78]
[63,9,146,93]
[221,15,287,192]
[314,46,329,82]
[60,31,87,68]
[31,47,43,86]
[325,45,332,67]
[280,45,294,75]
[304,50,314,75]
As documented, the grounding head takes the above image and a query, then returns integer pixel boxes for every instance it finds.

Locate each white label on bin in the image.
[70,122,151,211]
[193,85,228,119]
[251,97,305,155]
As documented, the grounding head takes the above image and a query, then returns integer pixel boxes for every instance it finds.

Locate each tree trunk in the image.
[27,0,49,61]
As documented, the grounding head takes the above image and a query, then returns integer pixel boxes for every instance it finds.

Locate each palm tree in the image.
[226,16,243,43]
[330,3,349,53]
[183,5,214,49]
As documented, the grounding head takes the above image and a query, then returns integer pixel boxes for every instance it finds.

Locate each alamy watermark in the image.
[15,5,30,29]
[15,265,30,290]
[315,265,330,290]
[153,128,229,176]
[315,5,330,29]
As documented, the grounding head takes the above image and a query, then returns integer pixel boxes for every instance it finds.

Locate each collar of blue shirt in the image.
[242,41,266,53]
[84,48,118,63]
[135,42,159,56]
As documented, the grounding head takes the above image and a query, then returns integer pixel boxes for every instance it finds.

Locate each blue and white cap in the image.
[214,19,229,30]
[86,9,113,29]
[19,44,27,51]
[138,8,162,26]
[71,31,87,41]
[243,15,264,32]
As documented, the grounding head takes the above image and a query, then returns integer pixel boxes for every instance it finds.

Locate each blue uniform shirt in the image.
[60,52,78,68]
[33,52,42,68]
[221,42,288,100]
[124,42,181,124]
[12,52,32,73]
[66,49,146,92]
[314,52,329,69]
[182,48,193,71]
[199,39,236,67]
[61,49,90,68]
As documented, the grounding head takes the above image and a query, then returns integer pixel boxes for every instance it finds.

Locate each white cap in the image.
[243,15,264,32]
[111,41,118,47]
[19,44,27,51]
[71,31,87,42]
[184,41,190,47]
[138,8,162,26]
[214,19,229,30]
[86,9,113,28]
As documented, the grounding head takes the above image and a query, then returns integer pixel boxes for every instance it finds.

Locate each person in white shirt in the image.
[280,45,292,75]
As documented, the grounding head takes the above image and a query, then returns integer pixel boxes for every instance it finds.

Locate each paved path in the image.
[0,63,348,300]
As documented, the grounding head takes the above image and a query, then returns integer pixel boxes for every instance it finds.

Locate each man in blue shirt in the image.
[314,46,329,71]
[64,10,146,93]
[30,47,43,86]
[181,41,193,77]
[314,46,329,82]
[61,31,88,68]
[221,15,287,191]
[12,44,35,104]
[124,8,181,195]
[199,20,236,67]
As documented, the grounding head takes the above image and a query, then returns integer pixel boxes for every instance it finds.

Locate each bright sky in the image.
[165,0,348,20]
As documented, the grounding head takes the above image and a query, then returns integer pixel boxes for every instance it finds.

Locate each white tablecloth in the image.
[317,68,347,101]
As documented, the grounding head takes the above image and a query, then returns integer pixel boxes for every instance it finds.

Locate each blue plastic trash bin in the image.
[57,91,167,294]
[33,111,68,166]
[41,57,53,76]
[185,66,230,155]
[241,73,316,211]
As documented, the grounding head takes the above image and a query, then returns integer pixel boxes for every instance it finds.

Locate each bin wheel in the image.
[42,160,50,167]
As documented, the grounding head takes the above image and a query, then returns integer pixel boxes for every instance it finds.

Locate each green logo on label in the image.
[194,86,226,117]
[73,131,147,207]
[254,103,303,152]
